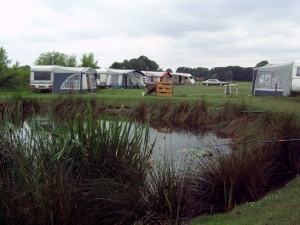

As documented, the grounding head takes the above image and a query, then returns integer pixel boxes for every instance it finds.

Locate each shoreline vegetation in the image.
[0,83,300,224]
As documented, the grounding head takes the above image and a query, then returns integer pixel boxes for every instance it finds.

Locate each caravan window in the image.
[256,72,282,89]
[61,74,80,90]
[296,68,300,76]
[34,71,51,80]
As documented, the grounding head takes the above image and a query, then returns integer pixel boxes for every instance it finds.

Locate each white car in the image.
[202,79,227,86]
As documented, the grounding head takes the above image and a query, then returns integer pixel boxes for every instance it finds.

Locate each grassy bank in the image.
[190,175,300,225]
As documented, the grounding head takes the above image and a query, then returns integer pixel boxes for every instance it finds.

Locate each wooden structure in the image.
[156,82,173,97]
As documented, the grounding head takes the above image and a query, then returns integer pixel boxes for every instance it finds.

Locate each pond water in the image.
[14,118,231,167]
[149,126,231,166]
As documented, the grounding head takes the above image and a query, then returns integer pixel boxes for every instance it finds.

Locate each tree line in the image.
[0,46,268,90]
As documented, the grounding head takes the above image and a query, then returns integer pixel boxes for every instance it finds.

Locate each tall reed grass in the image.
[192,108,300,215]
[141,153,193,224]
[0,102,155,224]
[193,144,277,213]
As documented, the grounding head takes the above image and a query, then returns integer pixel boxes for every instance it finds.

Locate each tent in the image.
[96,69,145,88]
[52,67,97,93]
[142,71,195,85]
[252,60,300,96]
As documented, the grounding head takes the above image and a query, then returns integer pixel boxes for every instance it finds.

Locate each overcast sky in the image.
[1,0,300,71]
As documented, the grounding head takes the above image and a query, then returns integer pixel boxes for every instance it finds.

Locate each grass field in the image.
[2,81,300,114]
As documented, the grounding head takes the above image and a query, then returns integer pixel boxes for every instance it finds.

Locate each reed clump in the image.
[193,145,277,213]
[191,108,300,215]
[0,105,155,224]
[143,100,213,130]
[0,95,40,125]
[134,101,150,122]
[51,96,97,120]
[141,155,193,225]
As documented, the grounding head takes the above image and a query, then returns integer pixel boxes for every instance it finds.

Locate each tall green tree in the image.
[0,47,29,90]
[176,67,210,79]
[7,65,30,91]
[66,55,77,67]
[210,66,253,81]
[110,55,160,71]
[0,46,11,72]
[79,53,99,69]
[0,46,12,89]
[34,51,77,66]
[255,60,268,68]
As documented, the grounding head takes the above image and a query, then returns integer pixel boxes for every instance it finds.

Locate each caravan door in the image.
[291,63,300,92]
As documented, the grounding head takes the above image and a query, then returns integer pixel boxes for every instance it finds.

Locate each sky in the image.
[1,0,300,71]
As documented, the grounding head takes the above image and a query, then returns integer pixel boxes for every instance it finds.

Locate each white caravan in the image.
[30,65,58,92]
[30,65,97,93]
[171,72,196,85]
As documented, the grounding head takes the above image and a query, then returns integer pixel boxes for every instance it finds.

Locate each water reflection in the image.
[149,125,231,166]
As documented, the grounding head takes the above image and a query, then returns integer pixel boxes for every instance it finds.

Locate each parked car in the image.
[202,79,227,86]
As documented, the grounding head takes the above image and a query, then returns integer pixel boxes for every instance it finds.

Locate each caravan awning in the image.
[103,68,145,76]
[142,71,172,78]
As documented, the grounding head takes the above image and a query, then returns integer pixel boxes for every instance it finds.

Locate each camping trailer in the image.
[96,69,145,88]
[142,71,195,85]
[142,71,172,84]
[30,66,97,93]
[252,60,300,96]
[171,72,196,85]
[30,65,58,92]
[95,68,108,88]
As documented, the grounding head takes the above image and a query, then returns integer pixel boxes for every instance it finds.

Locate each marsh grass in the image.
[0,95,40,126]
[184,100,210,127]
[0,105,155,224]
[134,101,150,122]
[257,112,300,177]
[191,108,300,217]
[141,153,193,225]
[51,96,97,120]
[0,94,300,224]
[142,100,213,130]
[193,144,277,213]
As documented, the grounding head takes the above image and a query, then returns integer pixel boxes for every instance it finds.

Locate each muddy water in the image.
[149,126,231,167]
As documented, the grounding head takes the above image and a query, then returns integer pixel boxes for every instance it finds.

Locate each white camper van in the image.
[171,72,196,85]
[30,65,57,92]
[252,60,300,96]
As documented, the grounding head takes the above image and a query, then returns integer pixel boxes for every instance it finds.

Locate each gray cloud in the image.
[1,0,300,70]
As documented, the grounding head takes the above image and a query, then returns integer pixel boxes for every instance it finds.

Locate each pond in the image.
[14,118,231,168]
[149,125,231,167]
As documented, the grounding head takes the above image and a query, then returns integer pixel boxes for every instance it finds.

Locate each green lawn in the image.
[190,175,300,225]
[2,82,300,114]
